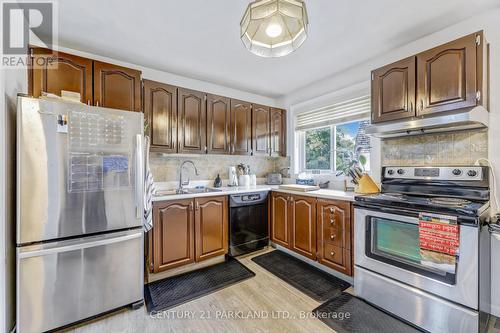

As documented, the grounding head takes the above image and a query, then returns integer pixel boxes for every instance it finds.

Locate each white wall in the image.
[283,8,500,316]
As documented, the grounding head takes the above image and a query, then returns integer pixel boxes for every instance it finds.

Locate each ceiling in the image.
[56,0,499,99]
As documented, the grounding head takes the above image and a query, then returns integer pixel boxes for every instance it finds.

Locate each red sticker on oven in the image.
[419,212,459,271]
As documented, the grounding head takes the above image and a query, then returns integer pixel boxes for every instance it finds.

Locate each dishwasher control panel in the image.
[229,191,269,207]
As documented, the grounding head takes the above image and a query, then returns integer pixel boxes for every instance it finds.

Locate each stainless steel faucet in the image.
[177,160,199,193]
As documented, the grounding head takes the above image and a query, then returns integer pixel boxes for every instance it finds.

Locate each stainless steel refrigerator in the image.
[16,96,144,333]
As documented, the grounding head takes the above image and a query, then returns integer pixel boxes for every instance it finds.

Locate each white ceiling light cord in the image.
[474,158,499,215]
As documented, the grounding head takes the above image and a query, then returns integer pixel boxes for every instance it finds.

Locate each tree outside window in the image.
[302,120,370,173]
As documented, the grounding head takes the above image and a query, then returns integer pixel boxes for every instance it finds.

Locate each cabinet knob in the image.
[329,208,334,213]
[330,234,335,240]
[330,218,335,225]
[409,101,413,112]
[330,251,335,256]
[420,99,424,111]
[96,101,99,107]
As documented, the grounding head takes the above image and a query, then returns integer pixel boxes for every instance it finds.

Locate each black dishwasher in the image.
[228,191,269,256]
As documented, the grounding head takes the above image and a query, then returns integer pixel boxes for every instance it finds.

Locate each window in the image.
[295,95,371,174]
[305,127,331,170]
[299,119,370,173]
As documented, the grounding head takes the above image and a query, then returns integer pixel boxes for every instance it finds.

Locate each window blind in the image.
[295,95,370,130]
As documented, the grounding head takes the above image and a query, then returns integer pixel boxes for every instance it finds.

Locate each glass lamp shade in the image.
[240,0,309,57]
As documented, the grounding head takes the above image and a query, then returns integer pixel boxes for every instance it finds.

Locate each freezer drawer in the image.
[16,229,144,333]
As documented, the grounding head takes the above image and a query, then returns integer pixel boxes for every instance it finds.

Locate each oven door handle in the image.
[355,204,420,219]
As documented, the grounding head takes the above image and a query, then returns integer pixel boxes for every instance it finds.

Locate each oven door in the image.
[354,206,478,309]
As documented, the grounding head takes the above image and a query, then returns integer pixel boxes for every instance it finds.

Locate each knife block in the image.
[355,174,380,194]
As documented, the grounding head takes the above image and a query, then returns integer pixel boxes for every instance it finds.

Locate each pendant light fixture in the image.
[240,0,309,58]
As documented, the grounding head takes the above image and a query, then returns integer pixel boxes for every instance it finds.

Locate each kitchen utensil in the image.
[239,174,250,187]
[228,166,238,186]
[250,174,257,186]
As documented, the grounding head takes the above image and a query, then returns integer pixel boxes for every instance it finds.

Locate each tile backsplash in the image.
[381,129,488,166]
[149,153,290,182]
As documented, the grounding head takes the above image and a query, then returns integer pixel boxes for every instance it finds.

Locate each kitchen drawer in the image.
[322,226,350,249]
[318,243,352,276]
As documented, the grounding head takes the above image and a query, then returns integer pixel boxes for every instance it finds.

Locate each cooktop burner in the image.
[355,192,488,217]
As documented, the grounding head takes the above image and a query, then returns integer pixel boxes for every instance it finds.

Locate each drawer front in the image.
[322,226,347,249]
[319,243,352,276]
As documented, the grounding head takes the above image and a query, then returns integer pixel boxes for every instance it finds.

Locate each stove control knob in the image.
[452,169,462,176]
[397,169,405,175]
[387,169,395,175]
[467,170,478,177]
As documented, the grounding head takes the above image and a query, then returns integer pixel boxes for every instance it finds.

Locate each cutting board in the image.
[278,184,320,192]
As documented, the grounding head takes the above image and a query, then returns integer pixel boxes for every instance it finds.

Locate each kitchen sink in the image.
[180,187,223,194]
[154,187,222,196]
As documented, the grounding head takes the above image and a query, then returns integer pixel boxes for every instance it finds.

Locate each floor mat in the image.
[313,292,423,333]
[251,250,350,302]
[145,257,255,313]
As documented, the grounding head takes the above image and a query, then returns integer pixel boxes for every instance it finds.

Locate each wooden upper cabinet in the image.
[178,88,207,154]
[270,192,290,248]
[371,57,416,123]
[290,195,317,260]
[230,99,252,155]
[93,61,142,111]
[252,104,271,155]
[29,47,93,103]
[207,94,230,154]
[194,196,228,262]
[152,199,195,273]
[316,199,352,276]
[416,32,481,116]
[143,80,177,153]
[270,108,286,157]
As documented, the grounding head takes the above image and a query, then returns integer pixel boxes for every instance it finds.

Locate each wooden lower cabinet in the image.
[270,192,291,248]
[316,199,352,276]
[195,196,228,261]
[270,194,353,276]
[152,199,195,272]
[151,196,228,273]
[290,195,317,260]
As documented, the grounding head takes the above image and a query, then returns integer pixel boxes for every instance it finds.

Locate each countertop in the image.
[152,185,356,202]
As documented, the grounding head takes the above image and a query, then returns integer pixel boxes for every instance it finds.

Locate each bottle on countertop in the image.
[213,174,222,188]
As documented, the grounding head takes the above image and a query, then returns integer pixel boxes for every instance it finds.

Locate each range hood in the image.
[365,106,489,138]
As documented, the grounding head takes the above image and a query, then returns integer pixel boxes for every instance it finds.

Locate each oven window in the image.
[372,217,421,263]
[366,216,456,284]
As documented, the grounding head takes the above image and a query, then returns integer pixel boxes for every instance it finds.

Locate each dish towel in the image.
[143,135,155,232]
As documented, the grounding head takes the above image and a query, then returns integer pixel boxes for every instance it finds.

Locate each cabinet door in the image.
[270,108,286,157]
[152,200,195,272]
[178,88,207,154]
[290,195,316,260]
[143,80,177,153]
[270,192,290,248]
[371,57,416,123]
[29,47,93,103]
[207,94,230,154]
[416,32,478,116]
[194,196,228,262]
[252,104,271,155]
[93,61,142,111]
[316,199,352,276]
[230,99,252,155]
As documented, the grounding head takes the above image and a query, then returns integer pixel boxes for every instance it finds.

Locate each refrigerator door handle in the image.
[18,232,142,259]
[135,134,144,220]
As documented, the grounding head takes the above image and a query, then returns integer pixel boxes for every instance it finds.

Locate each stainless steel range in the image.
[354,166,491,333]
